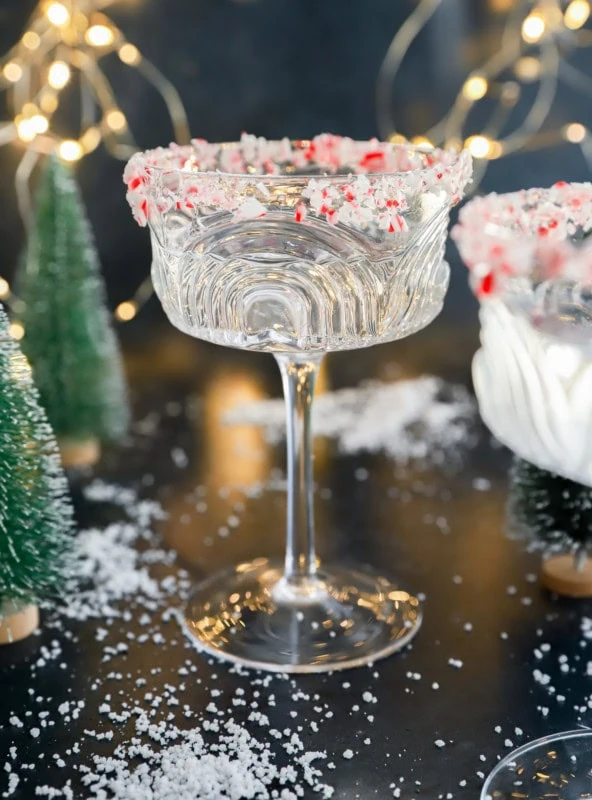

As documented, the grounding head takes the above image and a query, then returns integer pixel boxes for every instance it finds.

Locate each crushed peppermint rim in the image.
[124,132,471,230]
[452,181,592,298]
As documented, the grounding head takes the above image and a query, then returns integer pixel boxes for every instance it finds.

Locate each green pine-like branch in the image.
[0,305,74,610]
[509,456,592,550]
[19,155,130,445]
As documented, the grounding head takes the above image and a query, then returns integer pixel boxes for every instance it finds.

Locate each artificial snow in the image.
[225,377,474,464]
[2,481,341,800]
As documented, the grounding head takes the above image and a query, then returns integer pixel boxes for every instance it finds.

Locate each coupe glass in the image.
[481,730,592,799]
[452,183,592,487]
[125,134,471,672]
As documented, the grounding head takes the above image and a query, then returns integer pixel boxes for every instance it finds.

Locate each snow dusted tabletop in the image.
[1,314,591,800]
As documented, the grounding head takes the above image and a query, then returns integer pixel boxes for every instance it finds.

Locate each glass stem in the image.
[276,354,322,590]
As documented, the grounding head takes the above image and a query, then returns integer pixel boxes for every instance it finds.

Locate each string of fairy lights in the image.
[2,0,592,334]
[0,0,190,334]
[377,0,592,190]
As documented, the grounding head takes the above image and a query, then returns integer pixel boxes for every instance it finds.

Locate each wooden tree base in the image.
[59,438,101,469]
[0,605,39,644]
[541,554,592,598]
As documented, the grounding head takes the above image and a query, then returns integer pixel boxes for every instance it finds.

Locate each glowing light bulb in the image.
[462,75,488,101]
[445,137,463,151]
[30,114,49,134]
[563,122,587,143]
[80,126,101,153]
[115,301,137,321]
[58,140,83,161]
[16,117,37,142]
[9,322,25,340]
[118,43,141,65]
[48,61,70,89]
[0,278,9,299]
[487,140,503,159]
[522,12,546,43]
[85,25,115,47]
[105,109,127,132]
[40,90,59,113]
[410,135,433,147]
[3,62,22,83]
[465,135,493,159]
[22,31,41,50]
[514,56,542,82]
[46,2,70,26]
[564,0,590,29]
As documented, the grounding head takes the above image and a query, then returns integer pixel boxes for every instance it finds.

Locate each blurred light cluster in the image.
[1,0,189,164]
[0,0,190,325]
[377,0,592,189]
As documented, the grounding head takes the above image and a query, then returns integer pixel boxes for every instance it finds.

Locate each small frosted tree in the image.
[0,305,74,642]
[510,456,592,597]
[19,155,130,467]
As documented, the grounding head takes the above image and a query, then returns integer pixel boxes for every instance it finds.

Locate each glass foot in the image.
[184,559,422,673]
[481,730,592,799]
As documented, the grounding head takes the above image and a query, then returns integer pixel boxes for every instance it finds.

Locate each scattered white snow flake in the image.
[533,669,551,686]
[170,447,188,468]
[342,750,354,760]
[448,658,463,669]
[434,739,446,748]
[3,772,19,797]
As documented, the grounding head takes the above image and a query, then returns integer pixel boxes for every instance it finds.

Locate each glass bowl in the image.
[453,183,592,487]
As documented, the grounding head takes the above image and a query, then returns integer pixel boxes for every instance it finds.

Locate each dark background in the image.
[1,0,591,332]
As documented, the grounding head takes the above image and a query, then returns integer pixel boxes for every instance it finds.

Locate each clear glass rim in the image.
[137,138,468,182]
[480,729,592,798]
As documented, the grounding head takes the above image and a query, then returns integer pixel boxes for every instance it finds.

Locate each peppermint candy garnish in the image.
[124,133,471,230]
[452,182,592,298]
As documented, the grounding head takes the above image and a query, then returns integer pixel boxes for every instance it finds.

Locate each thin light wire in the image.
[377,0,592,190]
[0,0,191,324]
[376,0,443,139]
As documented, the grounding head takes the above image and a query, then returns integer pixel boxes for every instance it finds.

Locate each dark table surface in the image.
[1,279,591,800]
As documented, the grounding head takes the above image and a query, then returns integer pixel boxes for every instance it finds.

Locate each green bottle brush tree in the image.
[509,456,592,597]
[18,155,130,467]
[0,305,74,643]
